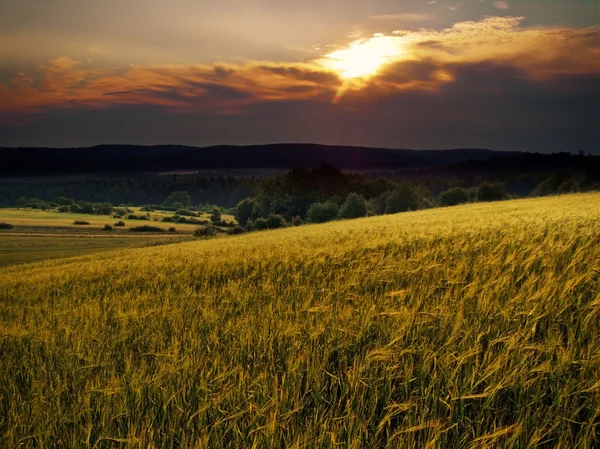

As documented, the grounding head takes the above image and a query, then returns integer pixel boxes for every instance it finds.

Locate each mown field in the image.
[0,207,235,234]
[0,235,192,267]
[1,193,599,447]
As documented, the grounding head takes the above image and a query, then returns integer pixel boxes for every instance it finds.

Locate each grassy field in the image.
[0,207,235,234]
[1,193,599,447]
[0,234,192,267]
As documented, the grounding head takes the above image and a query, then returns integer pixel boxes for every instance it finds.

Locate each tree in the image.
[235,198,255,226]
[210,207,222,223]
[163,191,191,207]
[338,193,367,219]
[306,202,339,223]
[439,187,469,206]
[385,185,419,214]
[477,183,507,202]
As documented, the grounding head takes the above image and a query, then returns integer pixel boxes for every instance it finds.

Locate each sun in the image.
[324,35,404,80]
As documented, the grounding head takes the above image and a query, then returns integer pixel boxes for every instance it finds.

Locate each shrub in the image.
[73,220,90,225]
[478,183,507,202]
[103,224,113,231]
[210,208,222,223]
[306,202,339,223]
[57,205,69,213]
[366,195,387,216]
[227,226,247,235]
[168,227,177,233]
[439,187,470,206]
[57,196,74,206]
[253,218,268,231]
[140,205,155,212]
[178,217,188,223]
[114,207,128,217]
[69,204,82,213]
[0,222,14,230]
[175,209,195,216]
[339,193,367,219]
[114,221,125,227]
[194,224,218,237]
[127,214,138,220]
[95,202,113,215]
[292,216,303,227]
[129,225,165,233]
[78,201,95,214]
[385,185,419,214]
[161,217,175,223]
[266,214,287,229]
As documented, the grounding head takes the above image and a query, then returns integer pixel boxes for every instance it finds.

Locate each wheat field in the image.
[1,193,599,448]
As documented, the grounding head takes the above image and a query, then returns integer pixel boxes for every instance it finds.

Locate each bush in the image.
[78,201,95,214]
[69,204,81,213]
[210,208,222,223]
[292,216,303,227]
[161,217,175,223]
[194,224,218,237]
[175,209,195,216]
[266,214,287,229]
[114,221,126,227]
[385,185,419,214]
[129,225,165,233]
[127,214,138,220]
[140,205,155,212]
[177,217,188,223]
[95,202,113,215]
[252,218,268,231]
[57,205,69,213]
[57,196,74,206]
[439,187,469,206]
[114,207,128,217]
[168,227,177,233]
[306,202,339,223]
[103,224,113,231]
[478,183,507,202]
[0,222,14,230]
[227,226,247,235]
[339,193,367,219]
[366,195,387,216]
[73,220,90,225]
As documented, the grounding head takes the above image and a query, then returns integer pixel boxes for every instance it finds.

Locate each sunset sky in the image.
[0,0,598,151]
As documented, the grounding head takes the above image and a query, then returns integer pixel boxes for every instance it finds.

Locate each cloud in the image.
[371,14,431,22]
[494,1,509,9]
[1,16,599,137]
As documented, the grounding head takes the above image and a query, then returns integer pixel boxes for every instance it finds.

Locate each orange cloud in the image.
[1,17,598,120]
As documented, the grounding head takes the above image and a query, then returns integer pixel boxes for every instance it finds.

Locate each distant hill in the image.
[0,144,528,175]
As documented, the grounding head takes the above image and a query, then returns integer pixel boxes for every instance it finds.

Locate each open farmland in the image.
[0,207,235,234]
[1,193,599,447]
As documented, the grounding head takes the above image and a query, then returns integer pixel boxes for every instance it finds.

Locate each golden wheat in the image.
[1,193,599,448]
